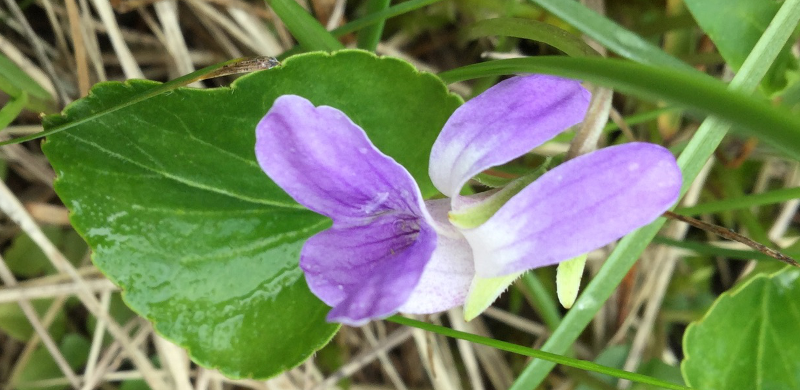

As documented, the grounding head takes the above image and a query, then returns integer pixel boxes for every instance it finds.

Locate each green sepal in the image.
[449,159,550,229]
[464,271,524,321]
[556,254,588,309]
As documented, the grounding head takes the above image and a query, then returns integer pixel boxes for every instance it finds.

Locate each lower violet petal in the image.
[302,214,437,326]
[462,143,682,278]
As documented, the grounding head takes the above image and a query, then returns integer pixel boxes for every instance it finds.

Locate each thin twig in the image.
[664,211,799,267]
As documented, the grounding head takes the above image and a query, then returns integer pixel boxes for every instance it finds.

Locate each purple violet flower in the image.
[255,75,682,326]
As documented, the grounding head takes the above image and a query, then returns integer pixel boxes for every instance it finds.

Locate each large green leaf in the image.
[684,0,798,93]
[682,267,800,390]
[42,50,461,378]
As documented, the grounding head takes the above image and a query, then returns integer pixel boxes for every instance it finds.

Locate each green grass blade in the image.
[604,106,681,132]
[0,92,28,129]
[356,0,391,51]
[526,0,693,71]
[331,0,443,36]
[0,54,56,114]
[278,0,443,59]
[676,187,800,216]
[0,53,52,102]
[439,56,800,162]
[387,316,691,390]
[508,0,800,387]
[0,58,256,146]
[263,0,343,51]
[466,18,599,57]
[519,272,562,330]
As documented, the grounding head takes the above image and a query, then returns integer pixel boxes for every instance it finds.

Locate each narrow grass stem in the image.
[388,315,691,390]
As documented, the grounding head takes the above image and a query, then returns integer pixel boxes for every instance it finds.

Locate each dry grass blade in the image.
[447,309,485,390]
[88,0,144,78]
[566,86,613,159]
[314,326,413,390]
[0,277,117,303]
[65,0,91,95]
[0,181,169,390]
[361,325,410,390]
[0,259,80,388]
[155,0,199,85]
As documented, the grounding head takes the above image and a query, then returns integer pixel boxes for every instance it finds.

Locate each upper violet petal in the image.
[399,199,475,314]
[462,143,682,278]
[256,95,428,222]
[429,75,591,199]
[302,216,436,326]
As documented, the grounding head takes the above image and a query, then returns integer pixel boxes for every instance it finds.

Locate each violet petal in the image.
[462,143,682,278]
[256,95,437,325]
[429,75,591,198]
[399,199,474,314]
[303,219,436,325]
[256,95,428,223]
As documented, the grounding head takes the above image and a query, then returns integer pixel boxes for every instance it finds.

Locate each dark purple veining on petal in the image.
[256,95,437,324]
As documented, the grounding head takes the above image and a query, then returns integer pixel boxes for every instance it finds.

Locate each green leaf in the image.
[684,0,798,93]
[682,267,800,390]
[42,50,461,378]
[439,56,800,162]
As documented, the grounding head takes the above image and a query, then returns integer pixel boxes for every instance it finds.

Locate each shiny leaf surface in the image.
[42,50,461,378]
[682,267,800,390]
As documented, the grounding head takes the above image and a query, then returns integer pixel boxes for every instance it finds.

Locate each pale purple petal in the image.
[256,95,427,223]
[429,75,591,198]
[302,218,436,325]
[256,95,438,324]
[462,143,682,277]
[399,199,474,314]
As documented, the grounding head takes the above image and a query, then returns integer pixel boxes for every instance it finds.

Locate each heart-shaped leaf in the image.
[682,267,800,390]
[42,50,462,378]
